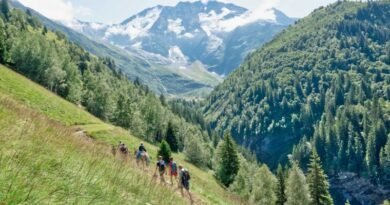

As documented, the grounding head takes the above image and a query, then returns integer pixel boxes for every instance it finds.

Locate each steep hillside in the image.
[0,3,220,164]
[65,0,294,76]
[204,0,389,188]
[11,1,222,98]
[0,64,245,205]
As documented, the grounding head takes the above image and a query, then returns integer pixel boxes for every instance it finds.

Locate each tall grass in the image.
[0,96,185,205]
[0,65,245,205]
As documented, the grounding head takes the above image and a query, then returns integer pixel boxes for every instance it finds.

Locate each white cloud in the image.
[17,0,91,22]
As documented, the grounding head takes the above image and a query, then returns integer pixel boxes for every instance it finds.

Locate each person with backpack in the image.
[119,143,128,154]
[137,143,147,160]
[178,165,193,203]
[155,156,166,183]
[168,157,178,185]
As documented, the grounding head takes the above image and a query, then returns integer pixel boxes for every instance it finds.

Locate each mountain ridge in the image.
[65,0,295,76]
[12,0,222,98]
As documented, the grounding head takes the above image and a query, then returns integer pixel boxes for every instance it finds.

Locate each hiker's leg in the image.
[180,187,184,197]
[187,190,193,202]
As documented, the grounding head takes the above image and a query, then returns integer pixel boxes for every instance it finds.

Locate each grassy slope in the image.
[0,65,242,205]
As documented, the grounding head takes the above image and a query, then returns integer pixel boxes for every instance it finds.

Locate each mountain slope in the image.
[204,0,389,180]
[69,1,294,76]
[12,1,222,98]
[0,64,245,205]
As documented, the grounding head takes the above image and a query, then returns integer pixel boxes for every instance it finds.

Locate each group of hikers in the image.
[115,141,193,203]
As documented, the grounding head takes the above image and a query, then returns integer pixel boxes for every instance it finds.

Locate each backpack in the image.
[182,170,191,181]
[158,160,165,172]
[171,162,177,172]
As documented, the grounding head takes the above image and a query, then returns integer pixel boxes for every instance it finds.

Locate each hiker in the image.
[179,165,193,203]
[136,143,147,159]
[155,156,166,183]
[168,157,178,185]
[119,142,128,154]
[111,145,117,156]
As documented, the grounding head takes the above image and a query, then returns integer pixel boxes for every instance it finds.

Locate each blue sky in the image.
[17,0,337,23]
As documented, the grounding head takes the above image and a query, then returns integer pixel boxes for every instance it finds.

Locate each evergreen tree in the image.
[159,94,166,106]
[42,26,48,35]
[286,163,311,205]
[1,0,10,20]
[0,18,5,63]
[215,133,239,187]
[276,164,287,205]
[157,140,171,163]
[307,150,333,205]
[380,137,390,186]
[366,128,378,175]
[165,121,179,152]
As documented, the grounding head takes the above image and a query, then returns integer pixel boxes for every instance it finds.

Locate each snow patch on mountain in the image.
[132,42,143,49]
[104,7,162,40]
[198,7,232,35]
[169,46,188,64]
[89,22,106,30]
[199,6,276,34]
[168,19,185,35]
[183,32,195,38]
[220,8,276,31]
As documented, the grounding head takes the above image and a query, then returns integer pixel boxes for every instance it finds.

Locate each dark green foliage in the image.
[159,94,166,106]
[165,121,179,152]
[169,99,210,131]
[158,140,172,163]
[204,1,390,180]
[215,133,240,187]
[1,0,10,20]
[276,164,287,205]
[307,150,333,205]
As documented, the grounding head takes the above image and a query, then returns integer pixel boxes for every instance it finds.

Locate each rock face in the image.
[330,172,390,205]
[67,1,295,76]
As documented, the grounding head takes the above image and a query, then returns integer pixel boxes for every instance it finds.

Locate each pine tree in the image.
[354,134,364,176]
[0,18,5,63]
[1,0,10,20]
[366,128,378,176]
[165,121,179,152]
[380,137,390,185]
[157,140,171,163]
[286,163,311,205]
[42,26,48,35]
[215,133,239,187]
[276,164,287,205]
[159,93,166,106]
[307,149,333,205]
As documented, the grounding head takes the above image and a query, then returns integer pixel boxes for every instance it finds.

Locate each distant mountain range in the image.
[67,1,295,76]
[14,0,294,97]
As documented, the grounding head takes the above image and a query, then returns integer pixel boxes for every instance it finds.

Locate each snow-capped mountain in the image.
[67,1,295,75]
